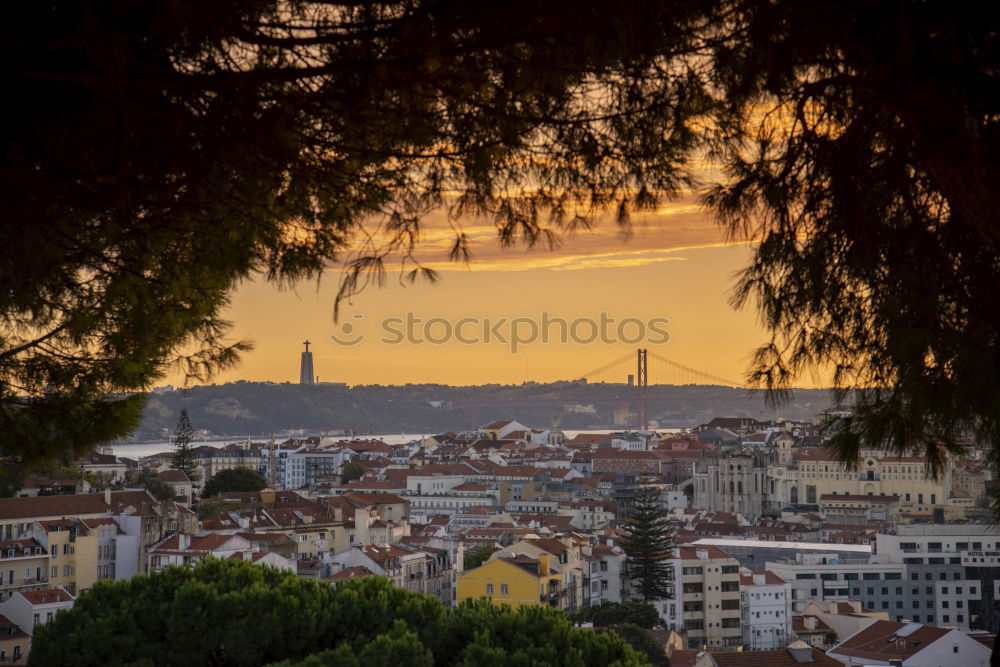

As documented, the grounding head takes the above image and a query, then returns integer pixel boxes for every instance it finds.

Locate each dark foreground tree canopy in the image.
[29,559,645,666]
[3,1,999,476]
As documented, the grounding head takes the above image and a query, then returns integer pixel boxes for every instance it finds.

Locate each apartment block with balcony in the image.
[24,519,99,597]
[740,569,792,650]
[665,545,742,650]
[0,541,49,602]
[764,552,906,615]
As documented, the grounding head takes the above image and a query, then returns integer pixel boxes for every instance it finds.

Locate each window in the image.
[684,601,704,612]
[821,573,838,581]
[683,567,704,575]
[721,565,739,574]
[51,566,57,578]
[863,573,880,580]
[721,581,739,592]
[500,584,508,594]
[32,614,39,626]
[885,572,901,580]
[683,583,703,594]
[722,599,740,610]
[796,574,816,580]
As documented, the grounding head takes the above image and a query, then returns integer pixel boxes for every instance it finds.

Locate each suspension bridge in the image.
[575,348,745,430]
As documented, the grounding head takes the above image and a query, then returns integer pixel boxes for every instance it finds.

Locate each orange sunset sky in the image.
[170,196,798,388]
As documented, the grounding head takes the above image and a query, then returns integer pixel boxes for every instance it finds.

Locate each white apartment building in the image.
[662,545,742,651]
[740,569,792,649]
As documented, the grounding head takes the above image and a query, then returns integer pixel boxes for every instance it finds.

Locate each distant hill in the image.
[132,381,835,440]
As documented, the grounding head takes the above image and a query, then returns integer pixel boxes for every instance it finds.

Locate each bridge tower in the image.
[636,348,648,430]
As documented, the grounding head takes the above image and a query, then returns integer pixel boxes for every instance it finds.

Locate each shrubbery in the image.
[30,559,645,666]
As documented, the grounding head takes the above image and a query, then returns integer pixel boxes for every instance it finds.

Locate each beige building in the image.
[0,613,29,664]
[0,540,49,602]
[25,519,99,597]
[793,448,951,509]
[0,490,157,541]
[666,545,742,651]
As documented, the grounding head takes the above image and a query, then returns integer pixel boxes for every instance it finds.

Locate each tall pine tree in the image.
[169,409,199,482]
[620,482,674,602]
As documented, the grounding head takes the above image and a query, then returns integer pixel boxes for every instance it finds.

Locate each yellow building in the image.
[457,553,562,608]
[795,449,952,508]
[0,614,28,664]
[0,539,49,602]
[26,519,98,597]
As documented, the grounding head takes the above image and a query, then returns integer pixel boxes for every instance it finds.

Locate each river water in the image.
[108,428,665,459]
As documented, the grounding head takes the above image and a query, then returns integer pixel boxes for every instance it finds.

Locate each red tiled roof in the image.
[820,494,900,503]
[342,492,406,506]
[0,490,154,521]
[794,447,839,461]
[0,614,28,640]
[674,544,735,561]
[20,588,74,605]
[158,469,190,483]
[700,647,841,666]
[525,537,569,555]
[740,570,785,586]
[330,566,375,581]
[831,621,952,661]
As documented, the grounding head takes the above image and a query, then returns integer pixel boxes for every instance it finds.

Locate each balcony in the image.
[2,576,48,589]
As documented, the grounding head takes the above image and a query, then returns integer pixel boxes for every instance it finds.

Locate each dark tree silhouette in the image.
[2,1,998,474]
[619,485,674,603]
[169,409,199,481]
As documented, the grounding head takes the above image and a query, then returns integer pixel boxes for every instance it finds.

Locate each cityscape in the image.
[0,396,997,665]
[3,2,997,665]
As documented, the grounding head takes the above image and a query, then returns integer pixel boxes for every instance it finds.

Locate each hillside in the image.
[132,381,835,440]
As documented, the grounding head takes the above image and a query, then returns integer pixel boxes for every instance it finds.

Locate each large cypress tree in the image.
[169,409,199,482]
[619,483,674,602]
